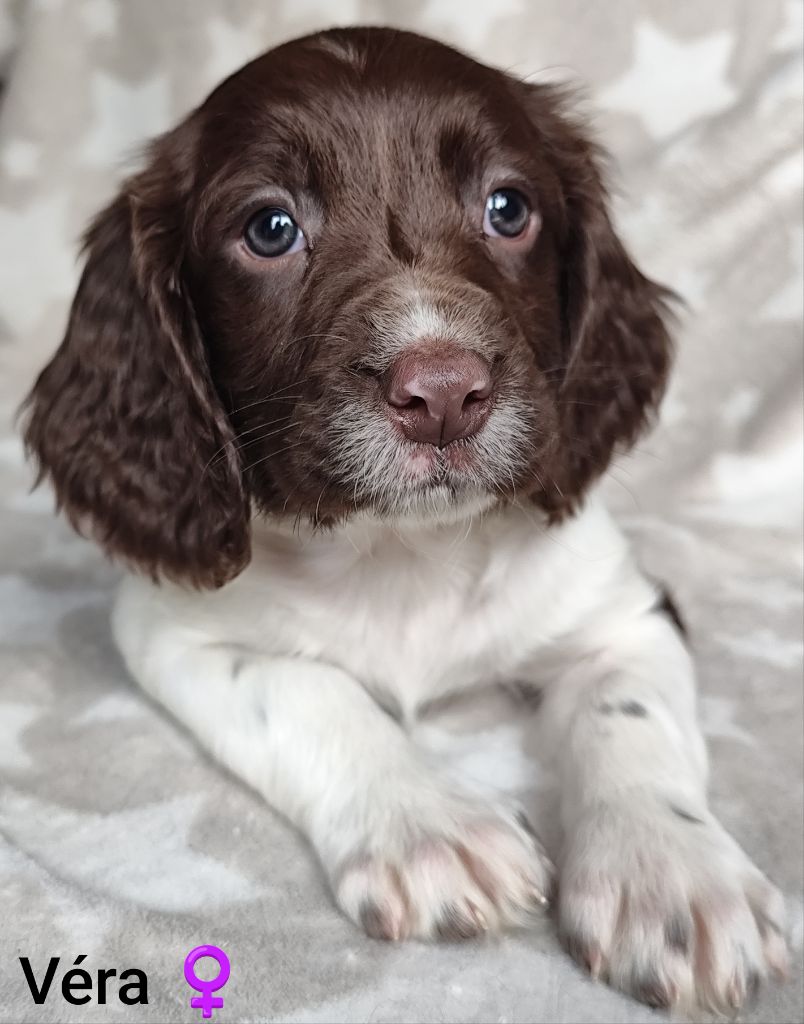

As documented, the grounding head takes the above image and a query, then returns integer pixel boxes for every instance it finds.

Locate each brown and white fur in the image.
[22,27,788,1014]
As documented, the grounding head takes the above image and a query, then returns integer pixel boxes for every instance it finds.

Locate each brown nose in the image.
[385,349,493,447]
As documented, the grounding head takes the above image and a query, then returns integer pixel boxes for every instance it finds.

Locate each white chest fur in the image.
[126,497,635,718]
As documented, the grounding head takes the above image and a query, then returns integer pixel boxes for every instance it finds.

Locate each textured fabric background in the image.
[0,2,802,1022]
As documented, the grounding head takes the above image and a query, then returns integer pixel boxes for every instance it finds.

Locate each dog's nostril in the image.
[387,389,427,411]
[463,386,491,408]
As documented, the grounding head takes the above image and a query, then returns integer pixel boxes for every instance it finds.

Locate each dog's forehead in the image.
[222,27,501,106]
[199,31,530,192]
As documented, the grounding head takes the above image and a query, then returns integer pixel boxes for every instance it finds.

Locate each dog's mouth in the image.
[320,399,530,522]
[399,437,482,482]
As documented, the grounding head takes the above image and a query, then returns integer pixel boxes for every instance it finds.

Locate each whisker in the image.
[233,414,296,437]
[226,378,310,416]
[240,439,307,475]
[292,332,350,344]
[215,422,293,464]
[280,479,305,517]
[227,394,302,416]
[313,484,328,525]
[200,416,297,480]
[606,469,642,510]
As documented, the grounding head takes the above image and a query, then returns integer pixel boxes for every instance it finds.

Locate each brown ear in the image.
[526,85,675,517]
[22,128,250,587]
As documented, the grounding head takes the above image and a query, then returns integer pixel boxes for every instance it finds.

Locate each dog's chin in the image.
[350,444,507,525]
[370,482,500,526]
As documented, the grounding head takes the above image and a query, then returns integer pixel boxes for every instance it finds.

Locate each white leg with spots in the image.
[113,579,553,943]
[539,608,789,1012]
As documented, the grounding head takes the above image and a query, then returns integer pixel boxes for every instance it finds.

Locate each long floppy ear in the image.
[21,126,251,588]
[526,85,675,518]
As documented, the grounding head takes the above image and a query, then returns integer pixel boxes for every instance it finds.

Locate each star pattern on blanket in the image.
[601,22,737,138]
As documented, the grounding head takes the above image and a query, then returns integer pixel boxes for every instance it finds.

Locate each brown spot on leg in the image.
[561,928,605,980]
[654,586,687,638]
[359,900,395,941]
[515,810,538,840]
[434,902,484,941]
[508,680,544,710]
[632,966,676,1009]
[619,700,648,717]
[664,913,693,955]
[670,804,705,825]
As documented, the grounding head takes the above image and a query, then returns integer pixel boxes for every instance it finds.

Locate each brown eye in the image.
[244,208,306,257]
[483,189,530,238]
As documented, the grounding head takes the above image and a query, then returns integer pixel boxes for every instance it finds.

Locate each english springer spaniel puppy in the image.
[23,27,788,1013]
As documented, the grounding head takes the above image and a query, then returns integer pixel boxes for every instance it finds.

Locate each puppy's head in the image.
[23,27,673,587]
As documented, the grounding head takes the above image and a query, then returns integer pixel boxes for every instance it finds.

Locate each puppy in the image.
[23,27,788,1012]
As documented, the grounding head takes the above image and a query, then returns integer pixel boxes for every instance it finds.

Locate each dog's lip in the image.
[401,438,478,480]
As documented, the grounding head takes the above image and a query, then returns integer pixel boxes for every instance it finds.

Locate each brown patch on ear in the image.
[523,85,676,518]
[21,126,251,588]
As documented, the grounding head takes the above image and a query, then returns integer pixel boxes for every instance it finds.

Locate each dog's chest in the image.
[242,507,623,712]
[246,516,546,708]
[319,554,504,707]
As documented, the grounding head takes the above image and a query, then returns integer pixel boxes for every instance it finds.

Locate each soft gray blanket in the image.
[0,1,801,1021]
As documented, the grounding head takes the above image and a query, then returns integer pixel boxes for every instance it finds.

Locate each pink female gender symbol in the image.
[184,945,231,1019]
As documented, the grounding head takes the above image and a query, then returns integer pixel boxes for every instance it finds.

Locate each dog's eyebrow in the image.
[437,125,522,182]
[194,161,320,235]
[438,124,480,185]
[437,123,539,197]
[194,123,325,201]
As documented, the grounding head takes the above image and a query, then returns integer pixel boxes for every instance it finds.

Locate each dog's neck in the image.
[252,499,534,557]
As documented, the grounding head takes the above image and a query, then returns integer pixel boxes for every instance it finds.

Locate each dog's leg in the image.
[113,583,552,942]
[540,597,788,1011]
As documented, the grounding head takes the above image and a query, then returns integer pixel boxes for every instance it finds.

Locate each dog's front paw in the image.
[559,799,789,1013]
[332,802,553,942]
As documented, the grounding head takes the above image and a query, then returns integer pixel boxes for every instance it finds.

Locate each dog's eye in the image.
[483,189,531,238]
[243,208,305,258]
